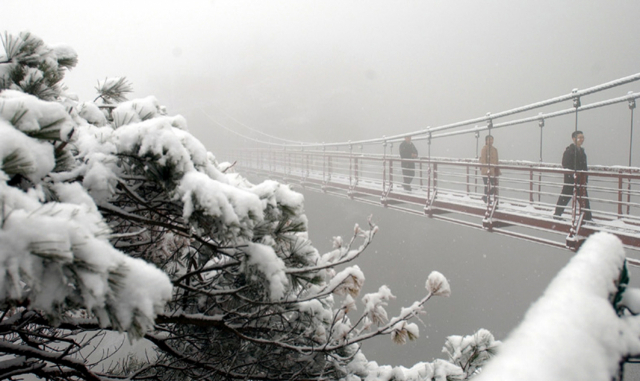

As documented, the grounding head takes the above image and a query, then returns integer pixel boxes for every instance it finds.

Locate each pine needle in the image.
[27,117,66,141]
[28,240,73,262]
[1,32,23,61]
[2,148,35,175]
[95,77,133,103]
[9,107,28,126]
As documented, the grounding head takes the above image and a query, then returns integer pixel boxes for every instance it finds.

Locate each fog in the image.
[299,189,569,364]
[4,0,640,372]
[4,0,640,167]
[298,186,640,371]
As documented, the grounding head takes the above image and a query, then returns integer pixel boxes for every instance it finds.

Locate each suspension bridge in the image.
[208,73,640,264]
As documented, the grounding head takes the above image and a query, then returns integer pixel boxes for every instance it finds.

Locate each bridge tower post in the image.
[381,137,389,206]
[424,130,435,216]
[537,115,545,203]
[348,141,354,199]
[389,141,394,195]
[566,91,587,250]
[321,143,327,193]
[283,145,288,182]
[300,144,307,189]
[355,144,362,196]
[474,129,480,196]
[627,94,636,215]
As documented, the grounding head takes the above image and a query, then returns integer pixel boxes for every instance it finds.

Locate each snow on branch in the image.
[0,31,491,380]
[94,77,132,104]
[475,232,640,381]
[0,182,172,339]
[0,32,77,101]
[243,242,288,301]
[288,216,378,276]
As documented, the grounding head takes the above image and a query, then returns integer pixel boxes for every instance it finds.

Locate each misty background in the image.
[4,1,640,166]
[4,0,640,369]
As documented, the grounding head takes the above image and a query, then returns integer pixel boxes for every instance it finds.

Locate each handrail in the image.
[231,148,640,252]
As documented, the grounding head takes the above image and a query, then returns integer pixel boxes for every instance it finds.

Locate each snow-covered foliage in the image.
[426,270,451,297]
[0,31,466,381]
[475,232,640,381]
[0,180,172,337]
[443,329,499,377]
[0,84,171,339]
[94,76,133,104]
[6,29,640,381]
[0,31,77,100]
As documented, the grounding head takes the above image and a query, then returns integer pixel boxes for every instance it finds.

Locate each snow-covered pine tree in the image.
[0,31,495,381]
[0,31,77,101]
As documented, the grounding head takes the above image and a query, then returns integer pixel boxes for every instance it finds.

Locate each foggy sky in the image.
[5,0,640,372]
[3,0,640,167]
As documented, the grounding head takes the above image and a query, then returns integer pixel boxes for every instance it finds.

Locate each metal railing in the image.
[232,148,640,254]
[211,73,640,255]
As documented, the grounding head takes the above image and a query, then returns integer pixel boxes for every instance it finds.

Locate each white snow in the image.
[112,96,164,127]
[329,265,365,298]
[0,182,172,338]
[362,285,395,325]
[364,359,464,381]
[4,36,640,379]
[177,170,264,238]
[0,90,74,137]
[425,271,451,297]
[475,232,640,381]
[50,44,78,62]
[0,120,55,182]
[244,242,289,300]
[77,101,107,126]
[0,90,178,339]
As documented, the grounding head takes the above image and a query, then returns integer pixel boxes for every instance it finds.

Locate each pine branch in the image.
[0,341,103,381]
[97,203,190,236]
[26,117,66,141]
[286,222,377,275]
[1,32,24,61]
[94,77,133,103]
[2,148,36,176]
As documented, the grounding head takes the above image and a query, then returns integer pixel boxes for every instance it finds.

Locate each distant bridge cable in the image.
[198,108,293,146]
[212,104,307,144]
[371,72,640,145]
[429,91,640,140]
[212,72,640,149]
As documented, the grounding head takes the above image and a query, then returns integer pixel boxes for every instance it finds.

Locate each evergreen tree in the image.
[0,31,494,381]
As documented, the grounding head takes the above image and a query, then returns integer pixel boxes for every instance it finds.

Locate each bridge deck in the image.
[236,153,640,266]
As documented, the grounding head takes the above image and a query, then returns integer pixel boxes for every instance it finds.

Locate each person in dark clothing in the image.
[553,130,592,220]
[399,136,418,191]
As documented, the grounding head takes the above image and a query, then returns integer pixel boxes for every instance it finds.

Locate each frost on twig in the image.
[426,271,451,297]
[0,30,476,380]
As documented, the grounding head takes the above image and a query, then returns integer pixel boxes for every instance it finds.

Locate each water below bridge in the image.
[299,188,640,374]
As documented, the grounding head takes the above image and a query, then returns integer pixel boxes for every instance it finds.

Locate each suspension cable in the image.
[212,104,305,144]
[209,73,640,149]
[199,108,297,147]
[429,92,640,140]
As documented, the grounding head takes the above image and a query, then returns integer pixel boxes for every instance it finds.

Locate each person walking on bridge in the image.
[479,135,500,203]
[553,130,592,221]
[399,135,418,191]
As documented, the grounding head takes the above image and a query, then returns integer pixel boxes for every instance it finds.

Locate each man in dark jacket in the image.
[553,130,592,220]
[399,136,418,191]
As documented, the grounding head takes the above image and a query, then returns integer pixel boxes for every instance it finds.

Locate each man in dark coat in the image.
[553,130,592,220]
[399,136,418,191]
